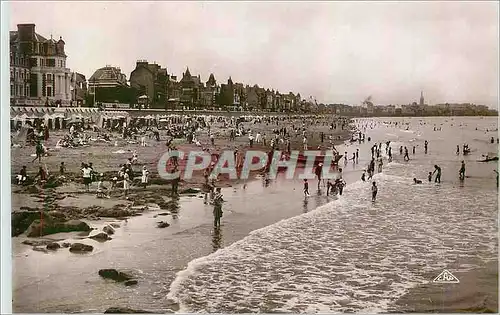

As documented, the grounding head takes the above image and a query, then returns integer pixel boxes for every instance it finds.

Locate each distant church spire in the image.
[420,90,424,105]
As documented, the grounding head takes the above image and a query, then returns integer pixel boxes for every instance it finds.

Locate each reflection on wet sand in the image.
[212,227,223,252]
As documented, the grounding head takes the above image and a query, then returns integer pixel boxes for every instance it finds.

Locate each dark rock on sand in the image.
[26,219,91,237]
[98,269,133,282]
[22,239,53,246]
[124,280,138,286]
[48,210,67,220]
[69,243,94,253]
[46,242,61,250]
[157,221,170,228]
[89,232,111,241]
[61,242,71,248]
[104,307,152,313]
[157,212,170,216]
[12,211,53,237]
[32,246,49,253]
[98,207,132,218]
[103,225,115,235]
[19,206,39,211]
[180,188,201,194]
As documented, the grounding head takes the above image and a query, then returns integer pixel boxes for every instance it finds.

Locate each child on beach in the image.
[17,166,28,185]
[96,174,110,198]
[141,165,149,188]
[428,172,433,182]
[303,179,310,196]
[59,162,66,176]
[123,172,130,199]
[111,176,118,191]
[82,164,91,192]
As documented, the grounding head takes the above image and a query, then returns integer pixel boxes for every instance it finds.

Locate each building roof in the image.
[89,66,127,84]
[207,73,216,85]
[9,30,47,43]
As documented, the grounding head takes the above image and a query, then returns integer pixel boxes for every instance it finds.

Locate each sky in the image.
[7,1,499,108]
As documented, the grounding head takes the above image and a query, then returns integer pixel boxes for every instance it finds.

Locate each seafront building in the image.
[10,23,72,106]
[9,24,494,115]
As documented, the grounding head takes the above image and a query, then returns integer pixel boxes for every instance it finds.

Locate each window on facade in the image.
[47,87,52,97]
[26,86,30,97]
[47,59,55,67]
[47,74,52,81]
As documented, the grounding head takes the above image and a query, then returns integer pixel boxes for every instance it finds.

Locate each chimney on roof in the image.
[17,24,36,42]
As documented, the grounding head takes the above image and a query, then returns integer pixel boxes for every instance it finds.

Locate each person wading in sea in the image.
[433,165,442,183]
[404,147,410,161]
[315,163,323,189]
[371,181,378,202]
[459,161,466,180]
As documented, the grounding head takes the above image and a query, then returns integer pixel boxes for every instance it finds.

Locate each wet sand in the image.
[12,172,356,313]
[394,260,498,313]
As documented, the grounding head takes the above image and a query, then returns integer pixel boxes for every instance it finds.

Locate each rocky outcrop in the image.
[180,188,201,194]
[69,243,93,253]
[98,269,133,282]
[124,280,138,286]
[89,232,111,241]
[12,211,52,237]
[103,225,115,235]
[26,219,91,237]
[22,239,53,247]
[157,221,170,228]
[46,242,61,250]
[97,207,132,218]
[104,307,152,313]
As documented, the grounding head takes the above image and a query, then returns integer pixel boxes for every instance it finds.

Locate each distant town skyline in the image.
[7,1,499,108]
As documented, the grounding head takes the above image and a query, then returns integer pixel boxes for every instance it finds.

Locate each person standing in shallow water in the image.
[433,165,442,183]
[424,140,428,154]
[371,181,378,202]
[459,161,466,180]
[404,147,410,161]
[303,179,310,196]
[213,187,224,228]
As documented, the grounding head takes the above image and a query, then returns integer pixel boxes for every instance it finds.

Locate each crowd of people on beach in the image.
[12,113,498,230]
